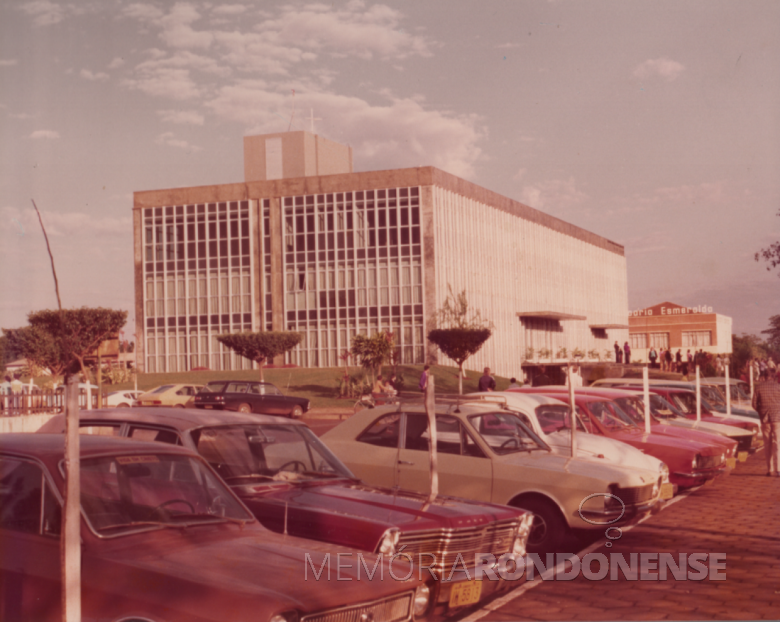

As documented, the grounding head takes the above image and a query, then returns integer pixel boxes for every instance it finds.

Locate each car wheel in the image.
[511,497,566,553]
[117,403,129,408]
[237,403,252,414]
[174,404,185,408]
[290,405,304,419]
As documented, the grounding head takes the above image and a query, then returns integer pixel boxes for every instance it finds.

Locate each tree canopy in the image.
[428,287,493,394]
[3,308,127,380]
[755,209,780,276]
[350,331,395,381]
[217,331,303,381]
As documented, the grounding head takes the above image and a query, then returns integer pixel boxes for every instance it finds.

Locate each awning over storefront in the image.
[516,311,587,321]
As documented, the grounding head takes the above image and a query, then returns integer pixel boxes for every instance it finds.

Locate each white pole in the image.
[643,365,651,434]
[425,375,438,504]
[695,365,701,422]
[749,364,754,399]
[62,374,81,622]
[725,364,731,417]
[568,364,576,458]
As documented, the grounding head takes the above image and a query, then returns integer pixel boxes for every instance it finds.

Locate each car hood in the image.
[544,429,664,473]
[610,429,723,456]
[88,526,416,614]
[494,449,659,487]
[239,479,520,532]
[659,417,746,438]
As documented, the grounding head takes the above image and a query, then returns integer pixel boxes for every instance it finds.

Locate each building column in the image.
[420,184,436,364]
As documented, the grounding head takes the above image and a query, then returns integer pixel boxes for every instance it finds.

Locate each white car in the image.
[103,390,144,407]
[467,392,672,492]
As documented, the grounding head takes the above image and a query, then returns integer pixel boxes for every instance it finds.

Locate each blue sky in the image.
[1,0,778,338]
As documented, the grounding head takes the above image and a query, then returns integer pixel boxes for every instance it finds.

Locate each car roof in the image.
[466,391,567,409]
[0,433,196,461]
[38,406,301,434]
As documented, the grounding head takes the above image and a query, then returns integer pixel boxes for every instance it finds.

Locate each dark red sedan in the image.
[0,433,429,622]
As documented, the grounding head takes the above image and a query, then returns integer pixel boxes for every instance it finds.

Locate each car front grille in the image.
[611,484,655,506]
[396,518,519,575]
[302,591,413,622]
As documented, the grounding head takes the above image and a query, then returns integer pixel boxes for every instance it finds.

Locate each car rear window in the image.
[150,385,175,394]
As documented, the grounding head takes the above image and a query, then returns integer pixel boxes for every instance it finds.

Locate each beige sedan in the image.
[136,384,203,408]
[323,399,663,552]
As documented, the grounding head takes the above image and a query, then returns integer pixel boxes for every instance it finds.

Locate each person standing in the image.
[649,347,658,369]
[507,377,522,390]
[752,370,780,476]
[623,342,631,365]
[478,367,496,392]
[419,365,430,393]
[614,341,621,363]
[674,349,681,373]
[532,366,551,387]
[565,365,583,387]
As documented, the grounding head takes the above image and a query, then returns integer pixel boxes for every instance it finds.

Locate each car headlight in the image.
[659,462,670,483]
[512,513,534,556]
[413,583,431,618]
[377,528,400,556]
[692,455,699,470]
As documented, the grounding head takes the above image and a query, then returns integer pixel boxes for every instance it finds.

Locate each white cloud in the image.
[212,4,247,16]
[29,130,60,139]
[80,68,109,81]
[157,108,204,125]
[122,3,164,22]
[122,67,202,100]
[633,57,685,81]
[519,176,588,210]
[19,0,65,26]
[107,57,125,69]
[154,131,203,152]
[9,112,35,119]
[0,59,18,67]
[158,3,214,49]
[0,206,131,238]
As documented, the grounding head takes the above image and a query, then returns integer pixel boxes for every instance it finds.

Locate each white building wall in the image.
[430,187,628,378]
[715,314,733,354]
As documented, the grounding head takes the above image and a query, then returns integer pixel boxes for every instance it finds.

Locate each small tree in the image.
[217,331,303,381]
[427,286,493,394]
[351,331,395,384]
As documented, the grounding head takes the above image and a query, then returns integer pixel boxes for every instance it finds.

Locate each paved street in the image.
[458,447,780,622]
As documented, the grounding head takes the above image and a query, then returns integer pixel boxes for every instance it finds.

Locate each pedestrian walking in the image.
[752,370,780,476]
[478,367,496,392]
[649,347,658,369]
[419,365,430,393]
[623,342,631,365]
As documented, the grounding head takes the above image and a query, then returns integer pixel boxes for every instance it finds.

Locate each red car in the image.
[0,433,429,622]
[519,386,739,464]
[515,389,727,489]
[38,408,533,617]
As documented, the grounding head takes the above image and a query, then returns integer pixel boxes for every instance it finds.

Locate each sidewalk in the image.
[465,448,780,621]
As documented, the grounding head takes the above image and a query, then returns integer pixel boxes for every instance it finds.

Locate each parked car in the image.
[465,391,674,497]
[104,389,144,407]
[194,380,310,418]
[38,408,533,616]
[516,386,740,467]
[521,389,727,489]
[322,399,664,553]
[136,383,204,407]
[0,433,429,622]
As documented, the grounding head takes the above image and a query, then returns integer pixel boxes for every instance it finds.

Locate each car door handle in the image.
[397,460,414,465]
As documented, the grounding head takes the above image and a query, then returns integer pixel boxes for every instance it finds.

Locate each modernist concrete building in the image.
[629,301,732,362]
[133,132,629,380]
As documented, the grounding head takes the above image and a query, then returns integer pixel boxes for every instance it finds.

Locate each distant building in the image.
[133,131,629,379]
[629,301,732,362]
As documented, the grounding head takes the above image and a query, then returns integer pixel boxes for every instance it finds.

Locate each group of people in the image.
[752,369,780,477]
[742,357,779,384]
[614,341,631,364]
[0,374,24,394]
[645,347,711,375]
[372,373,398,396]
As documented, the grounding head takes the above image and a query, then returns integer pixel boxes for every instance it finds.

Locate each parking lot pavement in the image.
[460,449,780,622]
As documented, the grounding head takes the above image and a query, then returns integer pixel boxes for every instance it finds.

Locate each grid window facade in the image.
[141,201,257,373]
[282,187,426,366]
[682,331,711,348]
[630,333,647,350]
[649,332,670,349]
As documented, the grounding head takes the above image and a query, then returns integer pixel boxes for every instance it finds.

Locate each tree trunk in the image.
[458,362,464,395]
[61,374,81,622]
[258,358,265,382]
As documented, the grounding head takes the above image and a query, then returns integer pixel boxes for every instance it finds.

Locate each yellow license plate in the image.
[660,483,674,500]
[726,457,737,469]
[738,451,748,462]
[449,580,482,608]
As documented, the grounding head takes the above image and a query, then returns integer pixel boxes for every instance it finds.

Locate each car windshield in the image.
[612,397,655,424]
[586,401,636,430]
[468,411,550,455]
[190,424,354,483]
[150,385,175,394]
[79,453,253,536]
[533,404,589,434]
[701,386,724,405]
[201,382,227,393]
[648,394,682,417]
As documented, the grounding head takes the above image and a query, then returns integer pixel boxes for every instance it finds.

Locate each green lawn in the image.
[105,364,513,409]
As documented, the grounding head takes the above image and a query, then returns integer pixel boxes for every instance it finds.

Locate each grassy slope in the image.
[106,365,513,409]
